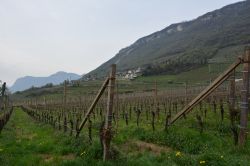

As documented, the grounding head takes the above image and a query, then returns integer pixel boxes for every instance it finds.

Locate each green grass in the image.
[0,108,79,165]
[0,107,249,166]
[136,66,212,83]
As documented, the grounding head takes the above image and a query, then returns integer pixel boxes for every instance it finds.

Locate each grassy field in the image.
[0,107,249,166]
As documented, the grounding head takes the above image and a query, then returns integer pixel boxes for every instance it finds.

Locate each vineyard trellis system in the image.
[19,47,250,161]
[0,82,13,133]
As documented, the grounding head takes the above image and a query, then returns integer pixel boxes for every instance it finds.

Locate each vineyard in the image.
[0,82,13,133]
[0,48,250,165]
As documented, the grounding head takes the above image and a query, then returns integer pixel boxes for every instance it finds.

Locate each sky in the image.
[0,0,242,86]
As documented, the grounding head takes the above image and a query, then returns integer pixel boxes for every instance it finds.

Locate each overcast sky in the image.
[0,0,241,86]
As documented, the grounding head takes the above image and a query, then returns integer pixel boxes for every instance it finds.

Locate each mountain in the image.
[87,0,250,78]
[10,71,82,92]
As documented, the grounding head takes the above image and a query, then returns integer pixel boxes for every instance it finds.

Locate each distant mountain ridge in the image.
[10,71,81,92]
[87,0,250,77]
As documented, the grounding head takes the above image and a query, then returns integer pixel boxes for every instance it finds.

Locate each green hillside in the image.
[87,0,250,78]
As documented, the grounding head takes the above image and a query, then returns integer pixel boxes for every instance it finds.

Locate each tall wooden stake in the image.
[44,97,47,109]
[115,80,119,132]
[229,70,238,145]
[154,80,158,112]
[229,70,236,124]
[64,80,67,108]
[103,64,116,161]
[239,47,250,146]
[1,82,6,110]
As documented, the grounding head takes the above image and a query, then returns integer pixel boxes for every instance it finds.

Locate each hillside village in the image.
[84,67,143,81]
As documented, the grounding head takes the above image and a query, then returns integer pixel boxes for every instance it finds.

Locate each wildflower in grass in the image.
[221,155,224,159]
[80,151,86,156]
[176,151,181,157]
[200,160,206,164]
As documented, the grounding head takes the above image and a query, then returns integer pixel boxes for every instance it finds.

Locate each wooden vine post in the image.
[228,70,238,145]
[103,64,116,161]
[0,83,3,110]
[154,80,158,112]
[63,80,67,108]
[2,82,6,110]
[2,82,6,96]
[239,47,250,146]
[63,80,68,132]
[228,70,236,121]
[154,80,159,121]
[0,95,1,110]
[115,80,119,133]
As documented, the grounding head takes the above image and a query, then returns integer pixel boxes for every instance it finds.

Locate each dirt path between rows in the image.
[122,140,172,155]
